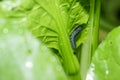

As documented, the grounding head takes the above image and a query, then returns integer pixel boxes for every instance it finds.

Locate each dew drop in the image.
[106,70,109,75]
[25,61,33,69]
[21,17,27,22]
[86,63,95,80]
[91,63,95,71]
[86,73,94,80]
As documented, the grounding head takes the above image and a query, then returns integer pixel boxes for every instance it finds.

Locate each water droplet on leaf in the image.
[25,61,33,69]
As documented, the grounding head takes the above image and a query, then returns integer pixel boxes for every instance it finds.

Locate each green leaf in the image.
[28,0,89,49]
[0,0,35,18]
[0,0,19,17]
[0,18,67,80]
[86,26,120,80]
[27,0,89,74]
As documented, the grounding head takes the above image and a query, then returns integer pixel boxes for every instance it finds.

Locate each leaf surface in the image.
[28,0,89,50]
[27,0,89,74]
[86,26,120,80]
[0,18,67,80]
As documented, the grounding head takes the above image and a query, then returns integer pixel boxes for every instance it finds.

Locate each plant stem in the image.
[54,12,79,75]
[80,0,95,79]
[58,25,81,80]
[92,0,101,55]
[79,0,101,80]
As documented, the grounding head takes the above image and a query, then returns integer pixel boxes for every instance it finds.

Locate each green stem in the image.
[79,0,101,80]
[59,31,79,74]
[58,23,81,80]
[80,0,95,79]
[52,3,81,79]
[54,9,81,80]
[92,0,101,55]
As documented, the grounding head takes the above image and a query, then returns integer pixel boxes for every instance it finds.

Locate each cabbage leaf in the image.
[27,0,89,74]
[87,26,120,80]
[0,18,67,80]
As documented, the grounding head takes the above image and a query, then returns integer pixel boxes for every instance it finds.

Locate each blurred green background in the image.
[99,0,120,42]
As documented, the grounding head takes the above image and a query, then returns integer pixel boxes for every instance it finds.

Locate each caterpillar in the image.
[70,26,82,53]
